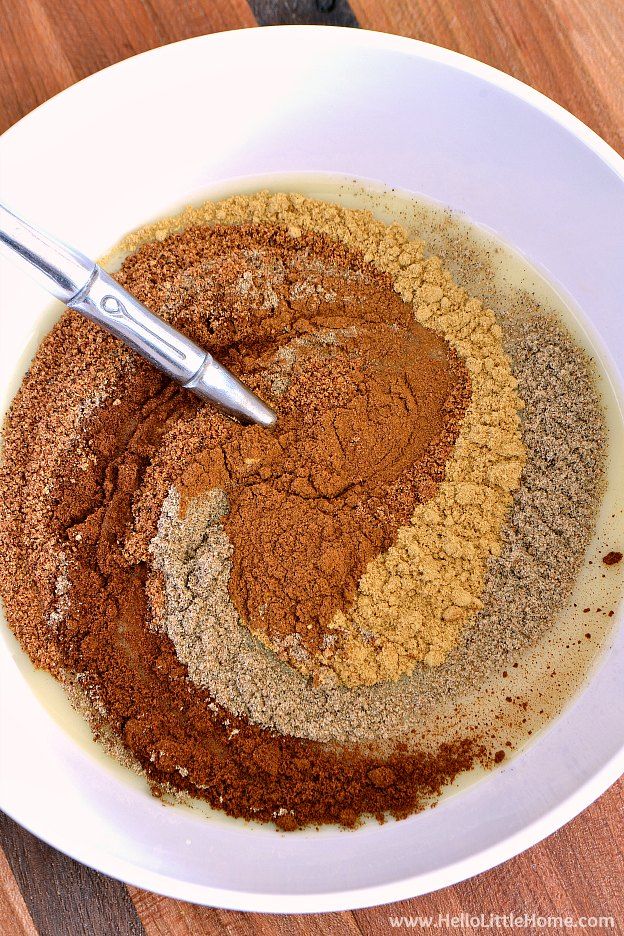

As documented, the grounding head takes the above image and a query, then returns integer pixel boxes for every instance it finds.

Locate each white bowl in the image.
[1,26,623,912]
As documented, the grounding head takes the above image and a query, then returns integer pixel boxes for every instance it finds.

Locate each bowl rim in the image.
[3,25,623,176]
[1,25,623,912]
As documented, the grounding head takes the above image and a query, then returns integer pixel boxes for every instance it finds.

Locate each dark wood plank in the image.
[249,0,358,27]
[0,812,145,936]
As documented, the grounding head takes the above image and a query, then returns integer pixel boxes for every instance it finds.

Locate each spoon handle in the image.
[0,201,93,302]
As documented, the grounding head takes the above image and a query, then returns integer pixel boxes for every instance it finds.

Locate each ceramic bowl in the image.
[1,26,623,912]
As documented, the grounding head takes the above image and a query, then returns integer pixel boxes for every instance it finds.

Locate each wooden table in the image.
[1,1,622,932]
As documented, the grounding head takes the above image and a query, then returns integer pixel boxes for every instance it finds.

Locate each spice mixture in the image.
[0,192,611,829]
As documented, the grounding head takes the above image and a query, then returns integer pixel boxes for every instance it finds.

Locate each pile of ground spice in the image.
[114,222,482,686]
[118,196,525,687]
[147,308,606,746]
[149,318,470,679]
[0,193,608,829]
[179,324,468,678]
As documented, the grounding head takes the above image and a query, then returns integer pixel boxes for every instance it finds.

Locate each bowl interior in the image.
[1,27,623,911]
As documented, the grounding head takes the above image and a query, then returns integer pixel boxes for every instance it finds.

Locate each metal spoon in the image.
[0,202,277,428]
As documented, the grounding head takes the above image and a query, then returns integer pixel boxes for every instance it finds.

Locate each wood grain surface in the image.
[0,0,623,932]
